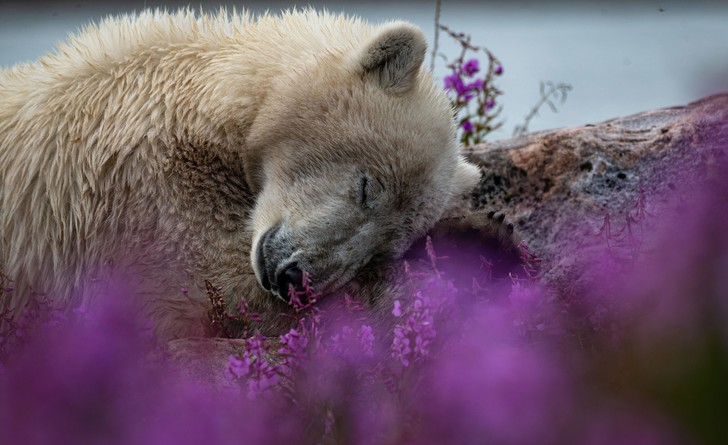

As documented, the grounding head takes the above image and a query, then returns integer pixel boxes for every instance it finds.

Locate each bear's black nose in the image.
[276,262,304,300]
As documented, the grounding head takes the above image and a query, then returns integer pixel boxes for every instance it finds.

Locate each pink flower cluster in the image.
[443,57,503,145]
[391,292,439,367]
[228,332,279,399]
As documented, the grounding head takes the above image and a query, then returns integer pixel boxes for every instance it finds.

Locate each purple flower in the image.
[392,300,403,317]
[228,355,248,379]
[485,98,495,110]
[461,120,474,133]
[467,78,484,91]
[413,334,571,445]
[391,325,411,367]
[329,324,354,356]
[390,292,440,368]
[414,334,431,359]
[443,72,459,90]
[358,325,375,358]
[443,72,467,96]
[239,332,280,399]
[494,64,504,75]
[462,58,480,76]
[444,73,465,94]
[278,327,309,375]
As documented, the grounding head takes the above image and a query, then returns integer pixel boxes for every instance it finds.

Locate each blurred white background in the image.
[1,1,726,139]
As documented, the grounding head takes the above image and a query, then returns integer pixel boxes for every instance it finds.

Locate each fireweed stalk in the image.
[439,23,504,146]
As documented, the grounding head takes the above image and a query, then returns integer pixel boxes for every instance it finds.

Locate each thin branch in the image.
[513,81,572,137]
[430,0,442,72]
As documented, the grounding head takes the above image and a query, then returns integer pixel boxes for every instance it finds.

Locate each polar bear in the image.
[0,9,480,340]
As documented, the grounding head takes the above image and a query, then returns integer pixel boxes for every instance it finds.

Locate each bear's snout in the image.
[256,224,306,301]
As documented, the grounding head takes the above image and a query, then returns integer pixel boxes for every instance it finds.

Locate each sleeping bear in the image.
[0,9,480,339]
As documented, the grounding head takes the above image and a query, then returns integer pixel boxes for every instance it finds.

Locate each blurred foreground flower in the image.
[2,163,727,444]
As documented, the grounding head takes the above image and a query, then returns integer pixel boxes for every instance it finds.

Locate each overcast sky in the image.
[2,1,727,139]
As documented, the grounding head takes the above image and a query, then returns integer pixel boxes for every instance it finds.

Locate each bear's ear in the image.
[359,23,427,94]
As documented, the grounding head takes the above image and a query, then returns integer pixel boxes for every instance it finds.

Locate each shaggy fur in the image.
[0,9,479,340]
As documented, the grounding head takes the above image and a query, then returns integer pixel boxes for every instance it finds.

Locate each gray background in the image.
[1,1,726,139]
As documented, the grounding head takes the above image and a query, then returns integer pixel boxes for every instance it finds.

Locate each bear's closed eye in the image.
[359,175,369,207]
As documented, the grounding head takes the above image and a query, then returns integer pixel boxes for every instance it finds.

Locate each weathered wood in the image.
[465,93,728,281]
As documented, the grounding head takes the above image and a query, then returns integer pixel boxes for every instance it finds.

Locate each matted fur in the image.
[0,8,479,340]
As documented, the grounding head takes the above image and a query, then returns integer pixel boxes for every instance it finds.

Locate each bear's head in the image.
[244,22,480,300]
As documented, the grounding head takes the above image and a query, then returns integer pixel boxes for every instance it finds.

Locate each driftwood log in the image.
[467,93,728,285]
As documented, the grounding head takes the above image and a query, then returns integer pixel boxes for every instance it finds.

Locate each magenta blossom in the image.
[230,332,280,399]
[228,355,248,379]
[462,58,480,76]
[443,72,467,96]
[277,327,309,376]
[392,300,403,317]
[467,78,484,91]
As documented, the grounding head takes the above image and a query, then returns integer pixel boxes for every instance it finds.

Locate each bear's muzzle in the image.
[256,224,305,301]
